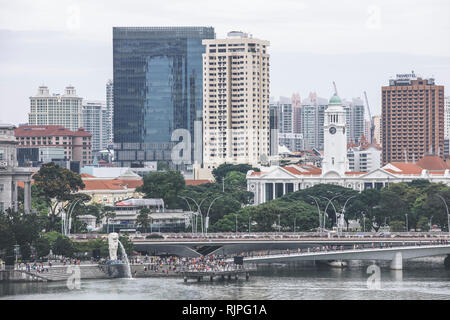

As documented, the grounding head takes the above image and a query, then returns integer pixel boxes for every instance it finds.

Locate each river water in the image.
[1,257,450,300]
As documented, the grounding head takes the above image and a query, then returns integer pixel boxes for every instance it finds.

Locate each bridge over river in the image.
[227,243,450,270]
[132,236,450,269]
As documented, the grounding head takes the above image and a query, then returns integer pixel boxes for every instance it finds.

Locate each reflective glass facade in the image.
[113,27,215,167]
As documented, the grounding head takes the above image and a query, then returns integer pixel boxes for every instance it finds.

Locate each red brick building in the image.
[382,75,445,165]
[15,125,93,166]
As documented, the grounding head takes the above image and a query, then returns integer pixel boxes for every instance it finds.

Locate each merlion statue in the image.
[108,233,119,261]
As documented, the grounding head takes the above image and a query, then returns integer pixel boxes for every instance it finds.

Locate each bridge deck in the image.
[234,244,450,264]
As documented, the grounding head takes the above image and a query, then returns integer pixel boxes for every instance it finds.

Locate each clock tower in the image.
[322,93,349,176]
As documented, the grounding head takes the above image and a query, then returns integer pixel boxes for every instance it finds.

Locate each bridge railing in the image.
[237,239,450,260]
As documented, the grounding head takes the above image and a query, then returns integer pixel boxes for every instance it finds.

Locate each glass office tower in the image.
[113,27,215,169]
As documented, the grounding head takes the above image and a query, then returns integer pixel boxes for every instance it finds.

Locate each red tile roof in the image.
[417,155,449,170]
[81,179,143,191]
[185,179,213,186]
[283,167,304,175]
[15,125,92,137]
[385,162,423,174]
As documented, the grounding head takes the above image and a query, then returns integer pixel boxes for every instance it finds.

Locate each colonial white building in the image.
[0,124,33,213]
[247,94,450,205]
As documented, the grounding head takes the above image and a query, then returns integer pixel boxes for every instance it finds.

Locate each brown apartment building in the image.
[382,74,445,165]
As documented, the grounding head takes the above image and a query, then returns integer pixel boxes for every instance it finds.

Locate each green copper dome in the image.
[329,94,342,105]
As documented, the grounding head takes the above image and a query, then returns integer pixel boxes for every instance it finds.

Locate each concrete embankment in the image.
[0,264,129,282]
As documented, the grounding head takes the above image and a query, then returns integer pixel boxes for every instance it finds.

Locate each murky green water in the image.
[1,257,450,300]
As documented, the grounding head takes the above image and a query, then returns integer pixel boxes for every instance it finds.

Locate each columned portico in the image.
[247,164,450,205]
[0,124,33,214]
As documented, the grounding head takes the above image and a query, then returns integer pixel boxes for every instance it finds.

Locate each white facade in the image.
[29,86,83,132]
[322,94,349,176]
[82,100,109,152]
[202,32,270,169]
[0,124,32,213]
[38,147,65,163]
[348,145,382,172]
[247,164,450,205]
[445,97,450,139]
[105,80,114,146]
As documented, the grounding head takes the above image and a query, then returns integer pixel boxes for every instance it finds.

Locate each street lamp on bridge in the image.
[321,195,341,232]
[340,195,357,235]
[436,194,450,235]
[307,195,322,235]
[205,195,224,236]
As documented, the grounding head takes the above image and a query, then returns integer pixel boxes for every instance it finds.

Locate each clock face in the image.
[329,127,337,135]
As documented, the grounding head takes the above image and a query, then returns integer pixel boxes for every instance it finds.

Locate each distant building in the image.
[372,115,382,145]
[78,169,143,205]
[202,31,270,169]
[269,104,279,156]
[301,92,328,150]
[108,198,193,233]
[82,100,110,153]
[291,93,302,134]
[348,137,382,172]
[382,73,444,164]
[105,80,114,146]
[113,26,215,170]
[15,125,93,167]
[28,86,83,132]
[279,133,304,152]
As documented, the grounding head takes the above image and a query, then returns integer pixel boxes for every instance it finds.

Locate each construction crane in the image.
[363,91,375,144]
[333,81,338,96]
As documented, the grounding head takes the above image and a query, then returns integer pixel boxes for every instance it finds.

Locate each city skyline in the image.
[1,0,450,125]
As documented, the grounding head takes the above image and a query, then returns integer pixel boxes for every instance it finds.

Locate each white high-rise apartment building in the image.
[82,100,109,153]
[202,31,270,169]
[29,86,83,132]
[106,80,114,146]
[444,96,450,139]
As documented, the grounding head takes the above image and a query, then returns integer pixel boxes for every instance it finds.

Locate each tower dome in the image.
[329,93,342,105]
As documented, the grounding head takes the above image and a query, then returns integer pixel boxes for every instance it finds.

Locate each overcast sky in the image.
[1,0,449,125]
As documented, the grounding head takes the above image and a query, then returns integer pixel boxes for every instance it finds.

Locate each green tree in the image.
[137,207,151,233]
[118,235,135,256]
[157,161,169,171]
[53,235,74,257]
[389,220,405,232]
[32,162,85,231]
[224,171,247,189]
[212,163,259,182]
[0,209,44,262]
[137,170,185,208]
[416,216,430,231]
[34,237,51,258]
